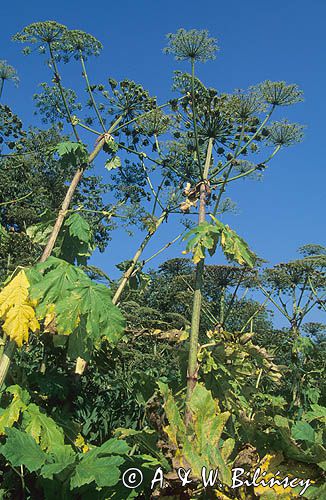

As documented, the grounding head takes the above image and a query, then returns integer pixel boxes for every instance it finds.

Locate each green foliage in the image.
[54,140,88,167]
[0,19,323,500]
[28,257,125,357]
[159,382,234,486]
[0,427,47,472]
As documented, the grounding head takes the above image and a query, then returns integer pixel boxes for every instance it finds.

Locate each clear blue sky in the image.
[2,0,325,326]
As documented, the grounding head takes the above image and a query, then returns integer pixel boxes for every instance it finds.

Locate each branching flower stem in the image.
[209,106,276,180]
[48,43,80,142]
[112,209,169,305]
[0,192,33,207]
[79,52,106,133]
[212,123,246,216]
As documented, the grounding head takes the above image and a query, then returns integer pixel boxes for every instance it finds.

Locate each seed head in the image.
[137,108,171,136]
[164,28,218,62]
[13,21,68,48]
[0,61,19,86]
[267,120,304,147]
[61,30,103,60]
[258,81,303,106]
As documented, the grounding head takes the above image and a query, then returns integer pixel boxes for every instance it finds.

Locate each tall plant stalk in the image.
[40,115,122,263]
[185,137,213,424]
[112,209,168,305]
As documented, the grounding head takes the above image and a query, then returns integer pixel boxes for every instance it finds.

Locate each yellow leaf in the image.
[74,433,90,453]
[0,270,40,347]
[0,270,29,316]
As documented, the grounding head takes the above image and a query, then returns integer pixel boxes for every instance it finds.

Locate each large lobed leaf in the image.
[0,270,40,346]
[182,215,257,268]
[28,257,125,355]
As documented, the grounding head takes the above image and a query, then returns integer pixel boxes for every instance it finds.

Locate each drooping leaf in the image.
[105,156,121,171]
[210,215,257,267]
[182,221,219,264]
[0,270,40,346]
[29,257,125,352]
[0,385,30,435]
[182,216,257,267]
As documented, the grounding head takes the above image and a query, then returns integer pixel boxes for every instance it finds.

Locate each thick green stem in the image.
[191,59,203,179]
[0,79,4,100]
[185,138,213,424]
[219,286,226,324]
[112,210,168,305]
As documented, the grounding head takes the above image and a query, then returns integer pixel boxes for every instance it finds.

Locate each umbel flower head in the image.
[164,28,218,62]
[137,108,171,137]
[0,61,19,86]
[267,120,304,147]
[13,21,68,55]
[61,30,103,60]
[33,82,82,124]
[258,80,303,106]
[230,88,265,121]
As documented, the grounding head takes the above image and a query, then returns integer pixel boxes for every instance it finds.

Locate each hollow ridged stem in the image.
[185,137,213,425]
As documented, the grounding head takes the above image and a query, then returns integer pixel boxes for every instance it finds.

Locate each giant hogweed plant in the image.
[1,23,323,499]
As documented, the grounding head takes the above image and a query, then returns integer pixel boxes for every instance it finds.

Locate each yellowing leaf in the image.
[0,270,39,347]
[0,270,29,316]
[74,433,90,453]
[0,385,30,435]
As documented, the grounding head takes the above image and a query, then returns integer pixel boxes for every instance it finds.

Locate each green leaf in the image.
[182,217,257,267]
[29,257,125,351]
[41,445,76,479]
[0,224,9,241]
[55,279,125,346]
[0,427,46,472]
[22,403,65,451]
[291,421,315,444]
[158,381,186,446]
[26,209,56,246]
[65,213,91,244]
[182,222,219,264]
[58,212,94,264]
[70,438,129,489]
[29,257,88,318]
[304,404,326,424]
[54,141,88,168]
[105,156,121,171]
